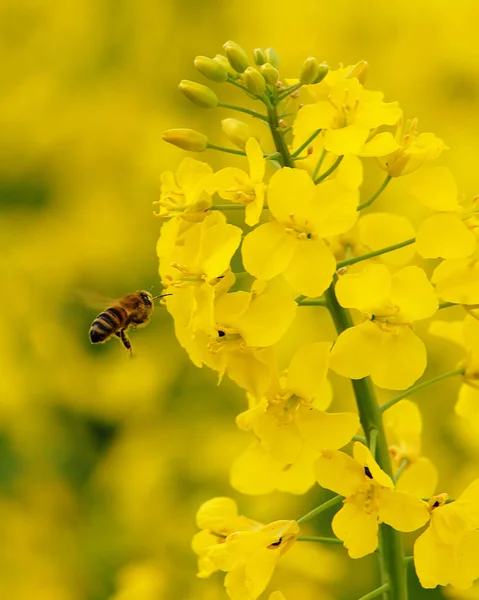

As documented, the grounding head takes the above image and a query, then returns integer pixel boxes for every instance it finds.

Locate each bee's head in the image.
[138,290,153,307]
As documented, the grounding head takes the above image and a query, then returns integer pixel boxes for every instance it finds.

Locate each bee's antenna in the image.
[152,293,172,300]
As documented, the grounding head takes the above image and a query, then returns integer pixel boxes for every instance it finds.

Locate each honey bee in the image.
[89,290,168,354]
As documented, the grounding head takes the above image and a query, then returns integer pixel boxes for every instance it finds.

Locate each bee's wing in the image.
[75,289,119,311]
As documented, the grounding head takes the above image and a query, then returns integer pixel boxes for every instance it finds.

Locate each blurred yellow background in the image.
[2,0,479,598]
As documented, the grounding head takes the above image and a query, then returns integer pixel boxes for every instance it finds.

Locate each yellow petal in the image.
[456,383,479,418]
[215,167,250,202]
[335,264,392,314]
[416,213,476,259]
[245,183,265,227]
[377,488,430,531]
[238,283,297,347]
[455,477,479,525]
[324,124,370,155]
[353,442,394,488]
[286,342,331,400]
[336,154,363,189]
[284,239,336,297]
[383,399,422,460]
[242,222,296,281]
[196,497,238,530]
[268,167,315,223]
[428,319,465,348]
[254,412,302,464]
[391,266,438,322]
[231,442,280,495]
[314,450,365,497]
[402,166,460,211]
[216,291,251,326]
[297,407,359,451]
[226,347,279,398]
[202,222,243,280]
[372,327,427,390]
[292,102,336,139]
[332,501,379,558]
[309,180,359,237]
[275,444,319,494]
[246,138,265,183]
[243,548,279,599]
[355,100,402,128]
[329,321,382,380]
[432,258,479,304]
[397,457,438,498]
[269,593,287,600]
[360,132,400,157]
[358,213,416,267]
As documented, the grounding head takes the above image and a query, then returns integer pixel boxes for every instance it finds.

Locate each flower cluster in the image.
[158,41,479,599]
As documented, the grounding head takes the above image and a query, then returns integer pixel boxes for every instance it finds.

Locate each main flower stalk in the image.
[325,285,407,600]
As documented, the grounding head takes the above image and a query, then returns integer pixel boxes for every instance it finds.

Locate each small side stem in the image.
[297,535,343,544]
[314,155,344,183]
[296,494,343,525]
[207,143,246,156]
[291,129,322,157]
[337,238,416,269]
[217,102,268,121]
[358,584,390,600]
[357,175,392,211]
[380,368,465,413]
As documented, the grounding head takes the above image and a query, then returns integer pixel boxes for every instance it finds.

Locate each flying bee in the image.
[89,290,169,354]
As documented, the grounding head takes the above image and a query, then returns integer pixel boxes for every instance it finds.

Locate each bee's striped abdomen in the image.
[89,306,127,344]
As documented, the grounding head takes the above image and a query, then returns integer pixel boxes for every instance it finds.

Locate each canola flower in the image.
[158,41,479,600]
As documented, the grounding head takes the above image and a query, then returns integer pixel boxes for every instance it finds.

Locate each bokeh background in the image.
[3,1,479,598]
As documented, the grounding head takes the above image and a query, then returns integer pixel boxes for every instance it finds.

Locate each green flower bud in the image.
[265,47,280,69]
[253,48,267,66]
[313,63,329,84]
[259,63,279,85]
[179,80,218,109]
[213,54,238,79]
[223,41,249,73]
[163,129,208,152]
[243,67,266,95]
[346,60,369,84]
[194,56,228,83]
[221,118,255,149]
[300,57,321,85]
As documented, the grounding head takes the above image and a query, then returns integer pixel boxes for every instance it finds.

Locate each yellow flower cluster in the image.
[158,41,479,599]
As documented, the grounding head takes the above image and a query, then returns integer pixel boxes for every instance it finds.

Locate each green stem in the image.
[358,175,392,211]
[394,458,409,483]
[265,99,294,167]
[439,301,457,310]
[227,78,256,95]
[297,535,343,544]
[296,494,343,525]
[296,296,327,306]
[380,368,465,413]
[369,429,379,457]
[312,148,327,179]
[207,144,247,156]
[291,129,322,157]
[325,285,407,600]
[314,155,344,183]
[336,238,416,269]
[277,82,302,102]
[353,434,367,444]
[217,102,268,121]
[209,204,250,210]
[358,584,390,600]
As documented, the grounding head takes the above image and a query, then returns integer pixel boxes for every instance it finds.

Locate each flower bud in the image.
[213,54,238,79]
[253,48,267,66]
[179,80,218,109]
[346,60,369,84]
[221,118,255,149]
[265,47,280,69]
[163,129,208,152]
[313,63,329,84]
[300,57,321,85]
[243,67,266,95]
[259,63,279,84]
[194,56,228,83]
[223,41,249,73]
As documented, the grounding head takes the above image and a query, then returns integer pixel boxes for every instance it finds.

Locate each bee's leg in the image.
[115,330,133,357]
